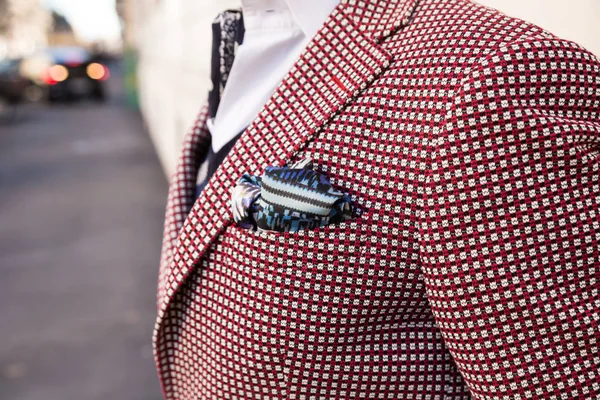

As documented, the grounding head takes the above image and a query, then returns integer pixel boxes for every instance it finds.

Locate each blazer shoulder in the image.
[459,35,600,104]
[391,0,575,67]
[438,33,600,147]
[402,0,552,44]
[396,0,600,111]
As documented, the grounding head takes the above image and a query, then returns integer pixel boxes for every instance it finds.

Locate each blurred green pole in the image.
[123,47,139,109]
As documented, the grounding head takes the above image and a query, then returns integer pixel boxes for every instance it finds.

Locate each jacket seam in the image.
[413,31,558,399]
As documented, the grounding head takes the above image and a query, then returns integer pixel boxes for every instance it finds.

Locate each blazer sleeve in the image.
[418,37,600,399]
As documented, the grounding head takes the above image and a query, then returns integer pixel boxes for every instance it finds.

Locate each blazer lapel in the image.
[155,0,419,325]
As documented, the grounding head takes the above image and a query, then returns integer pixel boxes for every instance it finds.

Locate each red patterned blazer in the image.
[154,0,600,398]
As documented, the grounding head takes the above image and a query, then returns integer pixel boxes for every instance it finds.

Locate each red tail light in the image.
[87,63,110,81]
[41,65,69,85]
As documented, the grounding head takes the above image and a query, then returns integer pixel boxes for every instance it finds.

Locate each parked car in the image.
[0,57,49,118]
[0,58,47,104]
[43,47,110,102]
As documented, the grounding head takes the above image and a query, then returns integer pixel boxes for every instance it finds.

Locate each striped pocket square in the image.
[231,158,353,232]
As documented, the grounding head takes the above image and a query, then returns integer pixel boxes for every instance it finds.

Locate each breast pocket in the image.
[216,208,406,388]
[219,209,390,333]
[227,211,369,270]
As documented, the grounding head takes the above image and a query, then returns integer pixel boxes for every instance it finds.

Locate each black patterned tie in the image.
[196,10,245,198]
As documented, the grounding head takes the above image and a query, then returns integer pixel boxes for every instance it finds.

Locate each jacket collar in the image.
[345,0,419,42]
[154,0,419,341]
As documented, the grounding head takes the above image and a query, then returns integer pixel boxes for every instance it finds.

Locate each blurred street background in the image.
[1,1,166,399]
[0,0,598,399]
[0,61,165,399]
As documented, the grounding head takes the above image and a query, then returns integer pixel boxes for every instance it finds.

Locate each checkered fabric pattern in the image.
[154,0,600,399]
[157,106,211,304]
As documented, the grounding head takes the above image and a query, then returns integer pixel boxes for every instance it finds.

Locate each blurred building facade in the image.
[47,11,78,47]
[118,0,238,174]
[125,0,600,176]
[0,0,51,59]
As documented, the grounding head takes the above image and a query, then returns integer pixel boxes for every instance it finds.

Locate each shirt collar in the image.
[241,0,340,37]
[287,0,340,38]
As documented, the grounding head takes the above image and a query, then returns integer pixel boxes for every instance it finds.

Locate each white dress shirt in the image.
[208,0,340,153]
